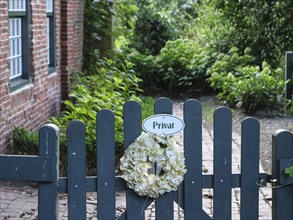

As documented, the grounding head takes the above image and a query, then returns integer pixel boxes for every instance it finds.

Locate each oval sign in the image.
[142,114,185,136]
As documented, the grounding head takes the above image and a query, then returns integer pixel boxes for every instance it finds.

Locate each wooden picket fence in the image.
[1,97,293,219]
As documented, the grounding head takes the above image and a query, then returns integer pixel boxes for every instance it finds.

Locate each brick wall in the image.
[0,0,84,153]
[60,0,84,101]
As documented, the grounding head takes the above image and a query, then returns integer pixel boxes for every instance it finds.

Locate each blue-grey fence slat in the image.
[38,124,60,220]
[240,118,260,219]
[183,99,204,219]
[272,130,293,220]
[67,120,87,219]
[123,101,148,220]
[97,110,116,219]
[154,97,174,220]
[213,107,232,219]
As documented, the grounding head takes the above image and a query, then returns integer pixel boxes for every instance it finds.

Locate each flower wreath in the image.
[120,132,187,198]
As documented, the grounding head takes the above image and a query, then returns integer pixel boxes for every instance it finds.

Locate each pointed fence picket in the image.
[0,97,293,219]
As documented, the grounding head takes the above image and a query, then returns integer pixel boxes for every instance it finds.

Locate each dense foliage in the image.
[50,59,142,170]
[83,0,114,72]
[156,39,216,92]
[211,0,293,67]
[11,127,39,155]
[112,0,291,113]
[131,6,174,55]
[208,48,286,113]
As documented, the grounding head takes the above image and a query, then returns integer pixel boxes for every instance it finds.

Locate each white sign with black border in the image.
[142,114,185,136]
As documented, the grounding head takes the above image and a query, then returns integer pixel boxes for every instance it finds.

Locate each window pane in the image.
[9,0,26,12]
[46,0,53,13]
[9,18,22,79]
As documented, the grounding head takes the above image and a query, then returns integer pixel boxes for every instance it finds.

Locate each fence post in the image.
[38,124,60,220]
[285,51,293,100]
[272,129,293,220]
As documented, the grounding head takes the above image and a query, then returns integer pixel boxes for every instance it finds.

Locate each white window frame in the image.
[8,0,30,90]
[9,18,23,79]
[8,0,26,11]
[8,0,26,80]
[46,0,53,13]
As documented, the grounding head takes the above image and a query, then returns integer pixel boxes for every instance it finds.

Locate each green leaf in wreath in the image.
[284,166,293,177]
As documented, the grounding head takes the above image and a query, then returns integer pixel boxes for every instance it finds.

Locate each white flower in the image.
[120,132,187,198]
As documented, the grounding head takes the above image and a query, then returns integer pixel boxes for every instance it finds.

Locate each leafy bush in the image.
[208,54,286,114]
[207,47,255,78]
[185,45,218,90]
[124,48,163,93]
[156,39,217,92]
[83,0,114,72]
[11,127,39,155]
[156,39,196,91]
[211,0,293,67]
[131,5,175,55]
[125,39,217,94]
[51,59,142,170]
[287,99,293,114]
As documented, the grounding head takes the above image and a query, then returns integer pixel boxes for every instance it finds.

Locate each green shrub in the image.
[125,39,217,94]
[131,4,175,55]
[83,0,114,72]
[208,55,286,114]
[156,39,196,91]
[287,98,293,114]
[50,59,143,170]
[185,45,218,91]
[125,48,163,93]
[11,127,39,155]
[207,47,255,78]
[156,39,217,92]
